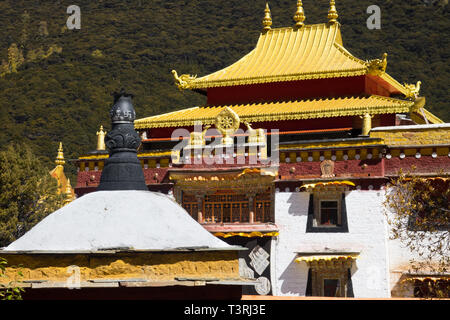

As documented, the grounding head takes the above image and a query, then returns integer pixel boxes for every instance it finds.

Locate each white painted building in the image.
[272,190,391,298]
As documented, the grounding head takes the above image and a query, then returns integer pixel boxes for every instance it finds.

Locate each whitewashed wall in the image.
[272,191,391,298]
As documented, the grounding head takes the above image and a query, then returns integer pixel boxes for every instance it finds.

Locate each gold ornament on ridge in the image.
[293,0,306,28]
[328,0,339,24]
[262,3,272,32]
[366,53,388,76]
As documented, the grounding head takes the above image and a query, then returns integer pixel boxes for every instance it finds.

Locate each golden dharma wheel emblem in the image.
[219,116,235,129]
[215,107,240,145]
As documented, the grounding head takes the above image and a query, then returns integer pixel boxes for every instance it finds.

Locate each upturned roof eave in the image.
[134,95,414,129]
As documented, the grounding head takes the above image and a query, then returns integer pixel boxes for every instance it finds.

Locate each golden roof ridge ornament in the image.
[262,2,272,32]
[293,0,306,28]
[96,125,107,151]
[404,81,422,100]
[171,69,197,91]
[327,0,339,24]
[366,52,388,76]
[55,142,65,166]
[189,123,211,146]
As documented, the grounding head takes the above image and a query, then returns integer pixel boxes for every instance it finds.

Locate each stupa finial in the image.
[262,3,272,32]
[328,0,339,24]
[97,91,147,191]
[55,142,65,166]
[293,0,306,28]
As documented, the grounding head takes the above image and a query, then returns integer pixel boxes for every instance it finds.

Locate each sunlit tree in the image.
[0,143,65,247]
[384,167,449,298]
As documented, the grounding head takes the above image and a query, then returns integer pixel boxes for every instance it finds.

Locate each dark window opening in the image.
[323,279,340,297]
[306,194,349,233]
[320,201,339,226]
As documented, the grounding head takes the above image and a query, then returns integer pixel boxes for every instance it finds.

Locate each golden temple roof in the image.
[172,22,404,92]
[135,95,414,129]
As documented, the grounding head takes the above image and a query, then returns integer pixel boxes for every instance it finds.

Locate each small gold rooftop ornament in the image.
[171,70,197,90]
[189,123,211,147]
[366,52,388,76]
[327,0,339,24]
[293,0,306,28]
[262,3,272,32]
[96,125,107,151]
[63,178,74,205]
[55,142,65,166]
[404,81,422,100]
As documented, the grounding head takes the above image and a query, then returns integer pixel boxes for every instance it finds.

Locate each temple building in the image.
[73,1,449,298]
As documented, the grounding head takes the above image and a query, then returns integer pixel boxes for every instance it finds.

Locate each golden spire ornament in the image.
[55,142,65,166]
[262,3,272,32]
[293,0,306,28]
[64,178,74,205]
[327,0,339,24]
[96,125,107,151]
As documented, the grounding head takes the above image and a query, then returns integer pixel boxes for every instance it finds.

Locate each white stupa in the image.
[4,92,233,253]
[5,191,230,251]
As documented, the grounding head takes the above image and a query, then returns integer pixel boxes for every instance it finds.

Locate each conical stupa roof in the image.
[5,191,231,251]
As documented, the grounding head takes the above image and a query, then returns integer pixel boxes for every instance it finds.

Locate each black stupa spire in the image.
[97,90,148,191]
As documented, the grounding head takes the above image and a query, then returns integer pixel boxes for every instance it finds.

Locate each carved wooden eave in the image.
[295,254,359,270]
[169,168,277,194]
[300,180,356,193]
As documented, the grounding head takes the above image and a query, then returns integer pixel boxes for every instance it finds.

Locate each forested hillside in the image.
[0,0,448,181]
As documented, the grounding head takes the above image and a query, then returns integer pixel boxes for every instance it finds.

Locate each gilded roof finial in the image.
[55,142,65,166]
[64,178,74,205]
[293,0,306,28]
[328,0,339,24]
[262,3,272,32]
[96,125,107,151]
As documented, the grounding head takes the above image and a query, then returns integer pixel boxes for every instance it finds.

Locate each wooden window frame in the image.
[306,266,354,297]
[313,270,349,297]
[306,192,349,233]
[181,190,273,224]
[317,198,341,227]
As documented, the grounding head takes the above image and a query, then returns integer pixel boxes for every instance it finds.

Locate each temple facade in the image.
[74,1,449,298]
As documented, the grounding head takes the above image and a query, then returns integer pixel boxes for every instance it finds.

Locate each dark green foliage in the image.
[0,0,448,182]
[0,143,64,247]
